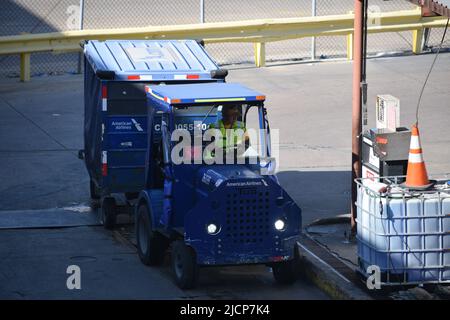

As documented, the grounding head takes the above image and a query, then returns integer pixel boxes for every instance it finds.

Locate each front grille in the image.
[224,187,271,244]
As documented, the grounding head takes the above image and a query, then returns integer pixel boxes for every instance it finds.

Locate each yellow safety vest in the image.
[209,120,246,148]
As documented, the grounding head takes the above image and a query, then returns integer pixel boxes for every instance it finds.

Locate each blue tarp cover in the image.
[84,40,220,80]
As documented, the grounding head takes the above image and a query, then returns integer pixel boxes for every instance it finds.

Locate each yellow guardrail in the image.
[0,8,447,81]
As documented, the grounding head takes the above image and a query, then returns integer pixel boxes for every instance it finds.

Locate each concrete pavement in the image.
[0,226,328,299]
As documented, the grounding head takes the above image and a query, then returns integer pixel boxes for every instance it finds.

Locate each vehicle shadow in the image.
[276,170,351,226]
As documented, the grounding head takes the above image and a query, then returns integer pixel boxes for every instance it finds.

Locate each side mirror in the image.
[210,69,228,79]
[196,39,205,47]
[260,157,276,176]
[95,70,115,80]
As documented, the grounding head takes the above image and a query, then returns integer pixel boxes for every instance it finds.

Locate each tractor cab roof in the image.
[145,83,265,106]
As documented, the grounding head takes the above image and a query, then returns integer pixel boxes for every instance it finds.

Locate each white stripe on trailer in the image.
[102,98,107,111]
[174,74,187,80]
[140,75,153,80]
[102,151,107,164]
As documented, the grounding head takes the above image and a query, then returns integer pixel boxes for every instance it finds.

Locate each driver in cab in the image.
[208,105,250,155]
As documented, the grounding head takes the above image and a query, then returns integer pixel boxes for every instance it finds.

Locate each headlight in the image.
[274,219,285,231]
[207,223,219,235]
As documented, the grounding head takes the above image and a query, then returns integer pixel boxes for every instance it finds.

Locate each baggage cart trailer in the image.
[80,39,226,228]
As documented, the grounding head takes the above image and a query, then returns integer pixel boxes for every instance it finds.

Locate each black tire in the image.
[171,240,199,289]
[101,197,117,230]
[125,192,139,201]
[272,260,298,285]
[272,245,300,285]
[90,179,100,200]
[136,204,167,266]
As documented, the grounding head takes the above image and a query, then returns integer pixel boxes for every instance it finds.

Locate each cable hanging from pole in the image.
[415,18,449,126]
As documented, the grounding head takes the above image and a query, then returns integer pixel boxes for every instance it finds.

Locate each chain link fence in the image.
[0,0,448,78]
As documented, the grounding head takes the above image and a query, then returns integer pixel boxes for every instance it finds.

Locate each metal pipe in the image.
[362,0,368,83]
[79,0,85,30]
[200,0,205,23]
[311,0,317,60]
[351,0,364,232]
[361,0,368,127]
[76,0,85,74]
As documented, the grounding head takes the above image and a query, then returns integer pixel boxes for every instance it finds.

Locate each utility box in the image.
[376,95,400,132]
[363,94,409,181]
[362,128,410,181]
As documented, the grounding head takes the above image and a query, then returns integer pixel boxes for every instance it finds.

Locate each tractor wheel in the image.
[171,240,199,289]
[272,260,298,285]
[272,245,300,285]
[125,192,139,201]
[136,204,167,266]
[101,197,117,230]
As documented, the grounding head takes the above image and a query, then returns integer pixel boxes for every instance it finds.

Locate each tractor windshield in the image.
[170,103,270,165]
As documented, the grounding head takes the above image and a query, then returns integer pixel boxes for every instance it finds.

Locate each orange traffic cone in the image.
[404,124,434,189]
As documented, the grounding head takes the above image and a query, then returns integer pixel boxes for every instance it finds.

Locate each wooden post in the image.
[254,42,266,67]
[20,53,30,82]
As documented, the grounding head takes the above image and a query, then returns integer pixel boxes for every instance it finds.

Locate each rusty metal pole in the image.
[351,0,364,233]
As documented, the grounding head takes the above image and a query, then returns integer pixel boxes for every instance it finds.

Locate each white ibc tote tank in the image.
[356,177,450,285]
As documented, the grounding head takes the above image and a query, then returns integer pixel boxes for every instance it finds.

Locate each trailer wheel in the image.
[90,179,100,200]
[171,240,199,289]
[101,197,117,229]
[125,192,139,201]
[272,246,300,285]
[136,204,167,266]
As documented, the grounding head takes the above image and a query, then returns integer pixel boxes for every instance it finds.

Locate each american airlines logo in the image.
[111,119,144,131]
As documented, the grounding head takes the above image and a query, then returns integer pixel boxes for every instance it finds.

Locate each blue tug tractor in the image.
[135,82,302,288]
